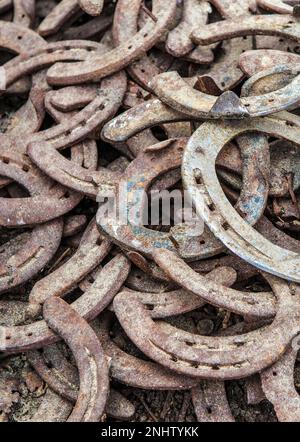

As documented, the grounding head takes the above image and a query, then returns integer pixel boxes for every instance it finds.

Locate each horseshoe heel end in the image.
[209,91,250,119]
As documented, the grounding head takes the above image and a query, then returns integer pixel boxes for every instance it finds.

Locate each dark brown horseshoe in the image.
[0,252,130,353]
[43,297,109,422]
[192,14,300,46]
[113,273,300,380]
[46,1,177,85]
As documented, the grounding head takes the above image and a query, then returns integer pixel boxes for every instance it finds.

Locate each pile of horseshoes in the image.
[1,0,300,422]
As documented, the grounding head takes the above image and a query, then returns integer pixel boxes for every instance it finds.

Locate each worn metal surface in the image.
[43,297,109,422]
[113,273,300,379]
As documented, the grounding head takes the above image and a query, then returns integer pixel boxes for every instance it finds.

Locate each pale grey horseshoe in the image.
[46,1,177,86]
[192,14,300,45]
[153,249,276,320]
[239,49,300,77]
[149,70,300,118]
[97,138,223,260]
[102,98,191,143]
[113,274,300,380]
[241,63,300,100]
[182,115,300,282]
[260,345,300,421]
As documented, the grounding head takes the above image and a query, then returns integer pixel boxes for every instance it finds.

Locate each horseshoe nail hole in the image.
[17,35,22,40]
[141,69,145,73]
[211,364,220,370]
[272,371,277,376]
[63,192,70,199]
[222,222,230,231]
[128,45,133,50]
[208,203,215,212]
[286,120,295,127]
[146,304,154,311]
[143,33,148,38]
[206,406,212,414]
[244,103,250,107]
[200,240,206,245]
[194,169,202,185]
[6,336,11,340]
[27,332,33,337]
[22,165,30,172]
[268,98,275,103]
[221,81,225,88]
[170,356,178,362]
[242,36,247,40]
[96,237,102,246]
[2,157,9,164]
[99,104,105,111]
[190,362,199,368]
[185,341,194,347]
